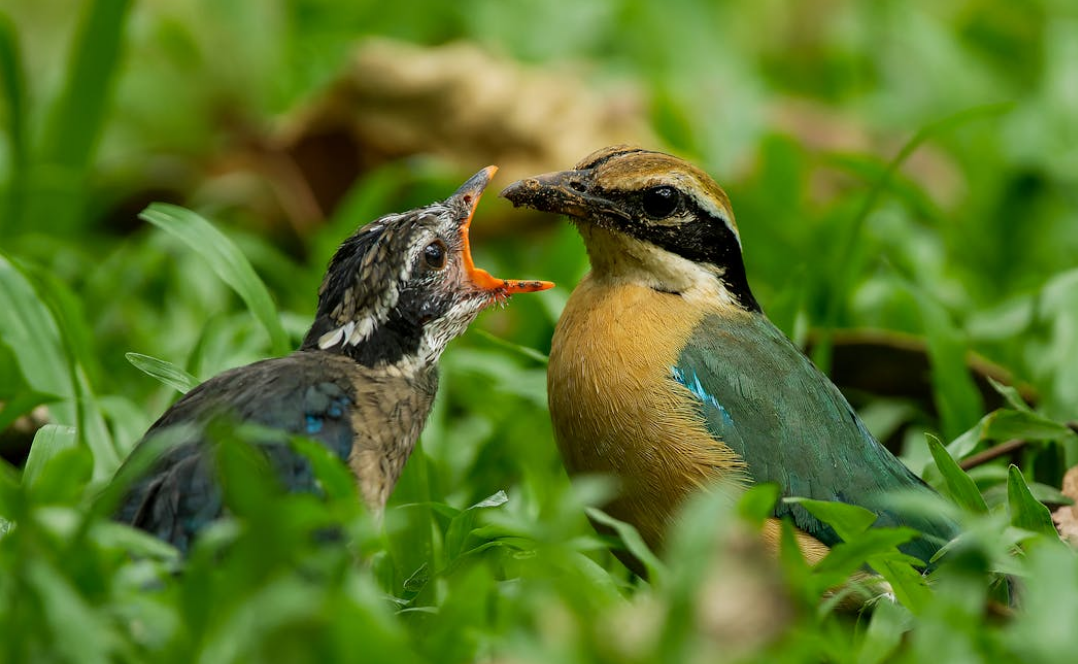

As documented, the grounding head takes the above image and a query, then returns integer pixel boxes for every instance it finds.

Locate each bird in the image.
[116,166,553,552]
[500,145,957,573]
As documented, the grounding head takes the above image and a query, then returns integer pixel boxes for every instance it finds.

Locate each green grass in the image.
[3,0,1078,662]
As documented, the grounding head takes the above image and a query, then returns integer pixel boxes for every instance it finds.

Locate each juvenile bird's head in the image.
[302,166,553,368]
[501,146,758,312]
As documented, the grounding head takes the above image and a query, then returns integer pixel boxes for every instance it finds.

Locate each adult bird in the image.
[501,146,956,572]
[116,166,553,552]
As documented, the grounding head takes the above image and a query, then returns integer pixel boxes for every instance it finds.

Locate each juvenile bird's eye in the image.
[641,186,680,219]
[424,240,447,269]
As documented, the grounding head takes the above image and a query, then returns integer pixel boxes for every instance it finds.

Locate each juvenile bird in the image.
[117,166,553,551]
[501,146,955,571]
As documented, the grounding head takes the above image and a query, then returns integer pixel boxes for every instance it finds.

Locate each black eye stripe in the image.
[629,196,760,313]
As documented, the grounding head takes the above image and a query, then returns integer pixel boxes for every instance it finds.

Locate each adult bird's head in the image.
[501,146,759,312]
[302,166,554,368]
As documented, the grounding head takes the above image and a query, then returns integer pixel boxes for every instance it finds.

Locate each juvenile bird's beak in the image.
[499,169,627,223]
[453,166,554,297]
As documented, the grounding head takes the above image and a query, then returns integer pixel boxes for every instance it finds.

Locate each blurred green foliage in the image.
[2,0,1078,662]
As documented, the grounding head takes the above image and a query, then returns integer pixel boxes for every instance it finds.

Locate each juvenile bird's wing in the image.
[673,313,956,564]
[115,353,358,552]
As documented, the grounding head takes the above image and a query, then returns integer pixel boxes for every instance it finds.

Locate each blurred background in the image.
[3,1,1078,661]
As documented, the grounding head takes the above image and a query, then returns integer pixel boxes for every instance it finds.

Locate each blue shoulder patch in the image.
[671,366,736,429]
[305,414,324,434]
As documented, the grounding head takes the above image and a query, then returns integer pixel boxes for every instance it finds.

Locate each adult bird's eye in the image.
[424,240,447,270]
[641,186,680,219]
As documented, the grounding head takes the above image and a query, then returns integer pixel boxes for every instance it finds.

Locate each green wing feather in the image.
[673,313,957,565]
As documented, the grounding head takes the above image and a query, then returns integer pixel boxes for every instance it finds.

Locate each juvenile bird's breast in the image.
[343,361,438,511]
[548,276,745,549]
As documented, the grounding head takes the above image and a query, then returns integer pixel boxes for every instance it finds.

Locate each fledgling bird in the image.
[116,166,553,552]
[501,146,956,572]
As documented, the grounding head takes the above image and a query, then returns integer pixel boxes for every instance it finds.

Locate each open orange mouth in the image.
[457,165,554,298]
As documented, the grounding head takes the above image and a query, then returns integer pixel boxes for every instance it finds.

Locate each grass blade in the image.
[39,0,131,173]
[22,0,132,233]
[785,497,877,540]
[140,203,290,355]
[21,424,76,488]
[0,389,55,435]
[913,289,985,440]
[927,435,988,514]
[125,352,200,394]
[1007,465,1056,537]
[586,506,666,585]
[812,102,1013,372]
[473,329,549,364]
[0,256,77,423]
[0,13,28,230]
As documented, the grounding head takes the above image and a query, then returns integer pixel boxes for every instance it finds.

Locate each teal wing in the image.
[673,313,956,565]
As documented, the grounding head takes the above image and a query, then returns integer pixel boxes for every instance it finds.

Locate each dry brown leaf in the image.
[267,38,653,235]
[1052,465,1078,545]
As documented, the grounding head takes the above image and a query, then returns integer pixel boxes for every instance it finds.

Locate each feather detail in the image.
[548,275,747,551]
[318,326,345,349]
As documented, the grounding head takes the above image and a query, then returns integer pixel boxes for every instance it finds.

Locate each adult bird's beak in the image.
[499,169,628,223]
[453,166,555,297]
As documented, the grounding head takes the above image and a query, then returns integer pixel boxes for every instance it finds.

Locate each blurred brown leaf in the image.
[1052,465,1078,546]
[215,38,653,239]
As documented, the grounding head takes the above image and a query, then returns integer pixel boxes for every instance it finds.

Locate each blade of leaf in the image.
[986,409,1076,443]
[1007,465,1056,537]
[39,0,131,174]
[814,528,920,576]
[140,203,289,355]
[26,264,117,472]
[0,256,75,417]
[948,408,1077,461]
[0,389,56,434]
[784,497,878,541]
[986,376,1033,413]
[912,287,984,441]
[445,491,509,560]
[927,435,988,513]
[26,0,132,234]
[473,329,549,365]
[0,255,118,475]
[22,424,76,488]
[0,13,27,229]
[737,482,780,526]
[857,596,913,664]
[872,558,930,613]
[813,102,1012,372]
[586,506,666,585]
[125,352,199,394]
[26,559,114,664]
